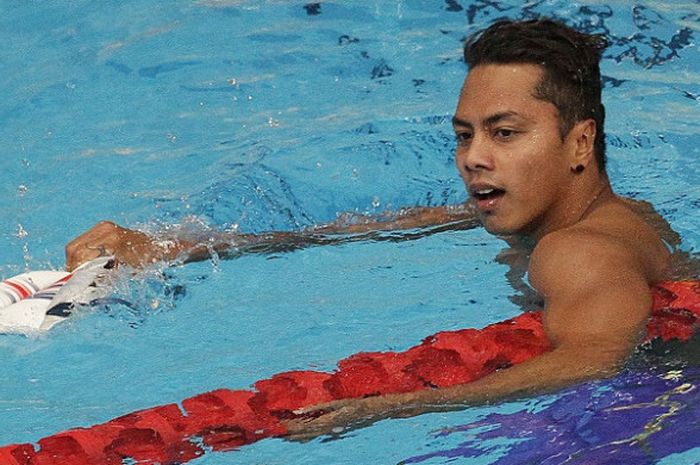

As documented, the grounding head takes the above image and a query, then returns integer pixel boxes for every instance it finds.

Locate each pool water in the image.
[1,1,699,464]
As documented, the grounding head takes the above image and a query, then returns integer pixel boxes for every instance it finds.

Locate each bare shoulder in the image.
[532,198,670,288]
[527,229,651,356]
[527,200,671,348]
[529,226,644,298]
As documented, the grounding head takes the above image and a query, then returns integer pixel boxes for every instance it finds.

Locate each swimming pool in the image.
[1,0,699,463]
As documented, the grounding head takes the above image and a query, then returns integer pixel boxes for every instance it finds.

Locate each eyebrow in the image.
[451,115,472,129]
[452,111,524,129]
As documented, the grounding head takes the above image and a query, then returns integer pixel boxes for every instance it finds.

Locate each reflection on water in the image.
[403,348,700,465]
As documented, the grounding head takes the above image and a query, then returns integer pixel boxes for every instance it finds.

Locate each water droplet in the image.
[16,224,28,239]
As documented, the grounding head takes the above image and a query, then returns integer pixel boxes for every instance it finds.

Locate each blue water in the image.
[1,1,699,464]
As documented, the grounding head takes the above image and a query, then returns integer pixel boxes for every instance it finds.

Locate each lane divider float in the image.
[0,279,697,465]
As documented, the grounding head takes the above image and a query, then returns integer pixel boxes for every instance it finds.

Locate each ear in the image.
[567,119,596,171]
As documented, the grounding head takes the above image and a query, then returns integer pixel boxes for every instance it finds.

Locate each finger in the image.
[290,407,333,420]
[285,427,346,443]
[66,223,123,270]
[66,246,106,271]
[67,239,113,270]
[283,416,348,443]
[85,244,114,257]
[292,399,345,415]
[66,233,103,270]
[67,240,118,271]
[284,430,319,443]
[66,222,116,250]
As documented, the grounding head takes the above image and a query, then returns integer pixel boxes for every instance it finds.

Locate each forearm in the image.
[284,345,628,440]
[311,203,478,235]
[438,348,617,403]
[177,203,480,262]
[373,346,627,419]
[66,204,479,269]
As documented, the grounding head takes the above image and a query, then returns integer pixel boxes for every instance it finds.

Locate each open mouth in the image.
[472,187,506,202]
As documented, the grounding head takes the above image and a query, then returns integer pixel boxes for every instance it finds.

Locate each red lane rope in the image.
[1,281,698,465]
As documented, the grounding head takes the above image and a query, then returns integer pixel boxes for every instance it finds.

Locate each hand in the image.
[283,397,382,442]
[65,221,179,271]
[283,392,420,442]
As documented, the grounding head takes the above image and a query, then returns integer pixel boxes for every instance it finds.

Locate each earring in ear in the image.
[572,164,585,174]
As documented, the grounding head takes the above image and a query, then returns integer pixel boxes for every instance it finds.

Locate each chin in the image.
[481,219,514,236]
[481,214,526,237]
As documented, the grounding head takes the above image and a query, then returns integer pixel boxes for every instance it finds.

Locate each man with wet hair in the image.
[465,19,608,170]
[66,19,672,436]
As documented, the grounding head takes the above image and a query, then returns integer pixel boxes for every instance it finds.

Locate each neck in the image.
[528,175,613,243]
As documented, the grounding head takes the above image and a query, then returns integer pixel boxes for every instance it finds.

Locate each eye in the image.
[494,128,518,140]
[455,131,473,146]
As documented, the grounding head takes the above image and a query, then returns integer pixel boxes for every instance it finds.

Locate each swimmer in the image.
[66,19,686,438]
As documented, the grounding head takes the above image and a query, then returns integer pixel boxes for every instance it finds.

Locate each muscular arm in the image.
[65,203,479,270]
[432,230,652,401]
[285,230,653,438]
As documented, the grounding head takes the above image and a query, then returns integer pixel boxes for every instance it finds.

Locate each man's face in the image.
[453,63,576,238]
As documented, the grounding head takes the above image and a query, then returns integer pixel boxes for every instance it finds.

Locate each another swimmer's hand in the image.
[65,221,184,271]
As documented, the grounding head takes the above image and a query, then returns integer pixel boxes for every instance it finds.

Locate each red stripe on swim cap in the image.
[4,281,32,299]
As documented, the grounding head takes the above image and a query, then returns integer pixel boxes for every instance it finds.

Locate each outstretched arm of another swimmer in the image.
[284,230,654,440]
[65,203,480,271]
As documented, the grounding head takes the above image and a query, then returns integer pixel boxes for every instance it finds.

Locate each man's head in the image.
[452,20,611,238]
[464,19,608,171]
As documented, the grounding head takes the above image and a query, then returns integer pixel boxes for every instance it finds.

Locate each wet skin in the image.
[452,64,579,238]
[65,64,687,441]
[283,64,673,439]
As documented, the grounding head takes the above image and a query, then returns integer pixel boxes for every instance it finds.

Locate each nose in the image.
[455,134,494,175]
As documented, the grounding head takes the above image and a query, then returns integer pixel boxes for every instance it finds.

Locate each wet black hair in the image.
[464,19,608,171]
